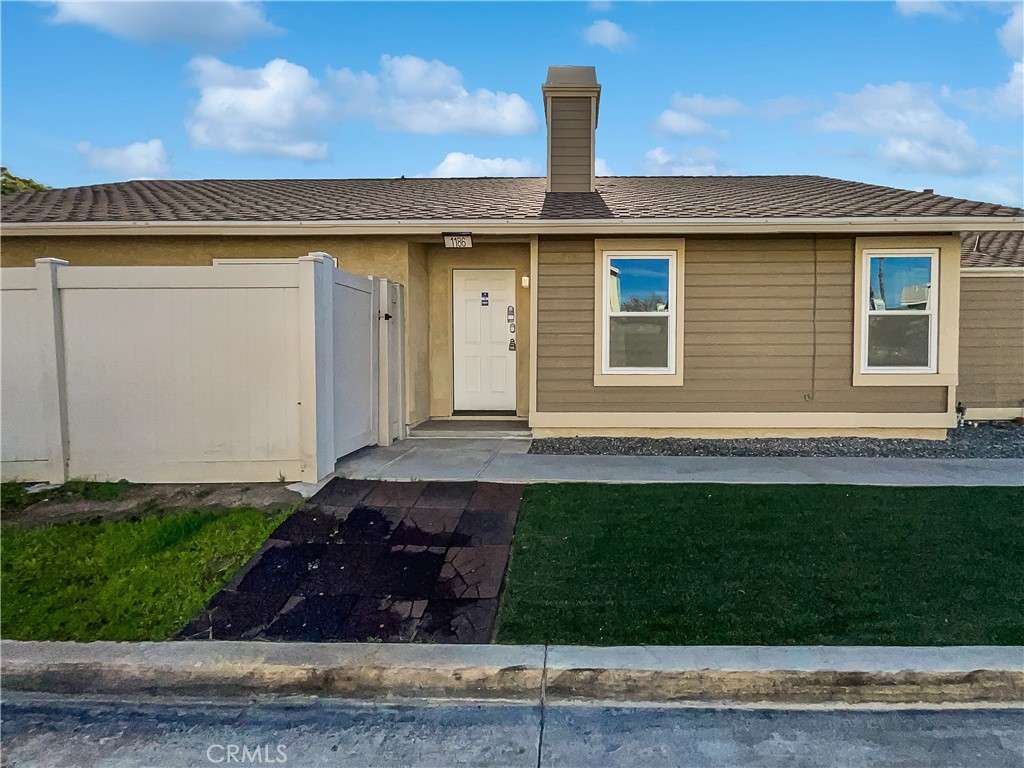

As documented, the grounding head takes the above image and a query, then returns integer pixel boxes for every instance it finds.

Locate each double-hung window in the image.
[861,248,938,374]
[602,251,676,374]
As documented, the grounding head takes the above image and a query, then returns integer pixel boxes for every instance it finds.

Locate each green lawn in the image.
[1,508,288,641]
[496,484,1024,646]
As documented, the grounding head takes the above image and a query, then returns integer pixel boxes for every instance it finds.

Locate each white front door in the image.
[453,269,517,412]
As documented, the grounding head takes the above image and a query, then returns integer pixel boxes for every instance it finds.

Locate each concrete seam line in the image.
[536,645,549,768]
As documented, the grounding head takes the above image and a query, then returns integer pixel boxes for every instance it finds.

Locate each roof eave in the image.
[2,216,1022,237]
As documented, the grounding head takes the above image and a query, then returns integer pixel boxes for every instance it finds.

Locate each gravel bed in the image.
[529,422,1024,459]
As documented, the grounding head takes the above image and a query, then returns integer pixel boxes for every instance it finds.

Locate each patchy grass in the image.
[57,478,133,503]
[1,479,132,516]
[497,484,1024,646]
[1,508,289,641]
[1,482,34,513]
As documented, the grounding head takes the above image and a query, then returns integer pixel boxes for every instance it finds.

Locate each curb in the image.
[0,642,545,702]
[2,641,1021,705]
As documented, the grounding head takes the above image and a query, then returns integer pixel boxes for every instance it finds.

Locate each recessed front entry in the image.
[453,269,517,412]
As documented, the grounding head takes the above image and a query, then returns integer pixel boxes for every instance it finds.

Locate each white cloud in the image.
[653,92,807,137]
[815,82,990,175]
[427,152,538,177]
[971,177,1023,206]
[75,138,170,176]
[595,157,613,176]
[655,110,722,137]
[584,20,633,52]
[331,55,537,135]
[588,1,613,11]
[48,1,280,50]
[642,146,731,176]
[894,1,960,20]
[654,94,744,137]
[998,4,1023,58]
[668,94,745,118]
[944,60,1023,119]
[185,56,332,160]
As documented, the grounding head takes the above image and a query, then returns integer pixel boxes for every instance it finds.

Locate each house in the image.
[958,231,1024,420]
[3,66,1022,441]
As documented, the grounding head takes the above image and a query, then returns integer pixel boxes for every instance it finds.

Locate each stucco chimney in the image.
[543,66,601,192]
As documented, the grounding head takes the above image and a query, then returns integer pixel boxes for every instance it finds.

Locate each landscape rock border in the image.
[530,423,1024,460]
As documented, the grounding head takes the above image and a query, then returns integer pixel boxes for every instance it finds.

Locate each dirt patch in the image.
[2,483,302,529]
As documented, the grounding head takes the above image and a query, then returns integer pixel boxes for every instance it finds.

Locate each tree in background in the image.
[2,167,49,194]
[621,293,668,312]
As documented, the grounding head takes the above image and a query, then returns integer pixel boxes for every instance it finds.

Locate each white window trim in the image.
[859,248,939,375]
[601,250,677,375]
[592,238,685,388]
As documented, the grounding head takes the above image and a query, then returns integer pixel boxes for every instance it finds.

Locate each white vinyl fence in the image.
[1,254,403,484]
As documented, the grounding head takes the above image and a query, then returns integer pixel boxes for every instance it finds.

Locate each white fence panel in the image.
[333,269,378,458]
[1,256,400,484]
[61,280,303,482]
[1,269,50,477]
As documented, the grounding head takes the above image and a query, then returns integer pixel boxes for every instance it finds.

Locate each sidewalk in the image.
[333,438,1024,487]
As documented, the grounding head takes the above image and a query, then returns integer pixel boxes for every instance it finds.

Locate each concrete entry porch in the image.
[409,418,532,439]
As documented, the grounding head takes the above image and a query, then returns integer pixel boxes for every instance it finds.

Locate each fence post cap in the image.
[300,252,332,262]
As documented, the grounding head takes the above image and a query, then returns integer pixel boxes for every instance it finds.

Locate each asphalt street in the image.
[2,692,1022,768]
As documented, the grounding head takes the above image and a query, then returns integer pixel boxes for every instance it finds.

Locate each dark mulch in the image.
[178,479,524,644]
[529,422,1024,459]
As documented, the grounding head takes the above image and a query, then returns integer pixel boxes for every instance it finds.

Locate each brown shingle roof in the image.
[961,230,1024,268]
[2,175,1021,224]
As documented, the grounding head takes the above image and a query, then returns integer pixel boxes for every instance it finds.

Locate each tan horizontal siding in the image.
[549,98,593,193]
[535,235,948,415]
[958,275,1024,409]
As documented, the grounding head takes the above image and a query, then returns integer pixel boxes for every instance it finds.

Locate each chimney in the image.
[542,66,601,192]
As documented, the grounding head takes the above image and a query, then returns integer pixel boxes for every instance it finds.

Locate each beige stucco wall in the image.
[958,273,1024,410]
[405,243,431,425]
[0,234,403,268]
[426,243,532,417]
[535,234,950,416]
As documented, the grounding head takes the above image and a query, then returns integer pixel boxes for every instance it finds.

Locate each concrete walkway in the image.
[333,438,1024,486]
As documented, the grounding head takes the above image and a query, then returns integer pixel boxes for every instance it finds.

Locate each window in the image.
[861,249,938,373]
[603,252,676,374]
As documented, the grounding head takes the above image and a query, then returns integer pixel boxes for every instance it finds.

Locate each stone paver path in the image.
[179,479,523,644]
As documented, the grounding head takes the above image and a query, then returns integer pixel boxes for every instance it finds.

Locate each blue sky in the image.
[612,258,670,305]
[2,1,1021,205]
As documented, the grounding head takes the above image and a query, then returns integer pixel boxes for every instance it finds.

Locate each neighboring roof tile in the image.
[2,176,1022,224]
[961,230,1024,268]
